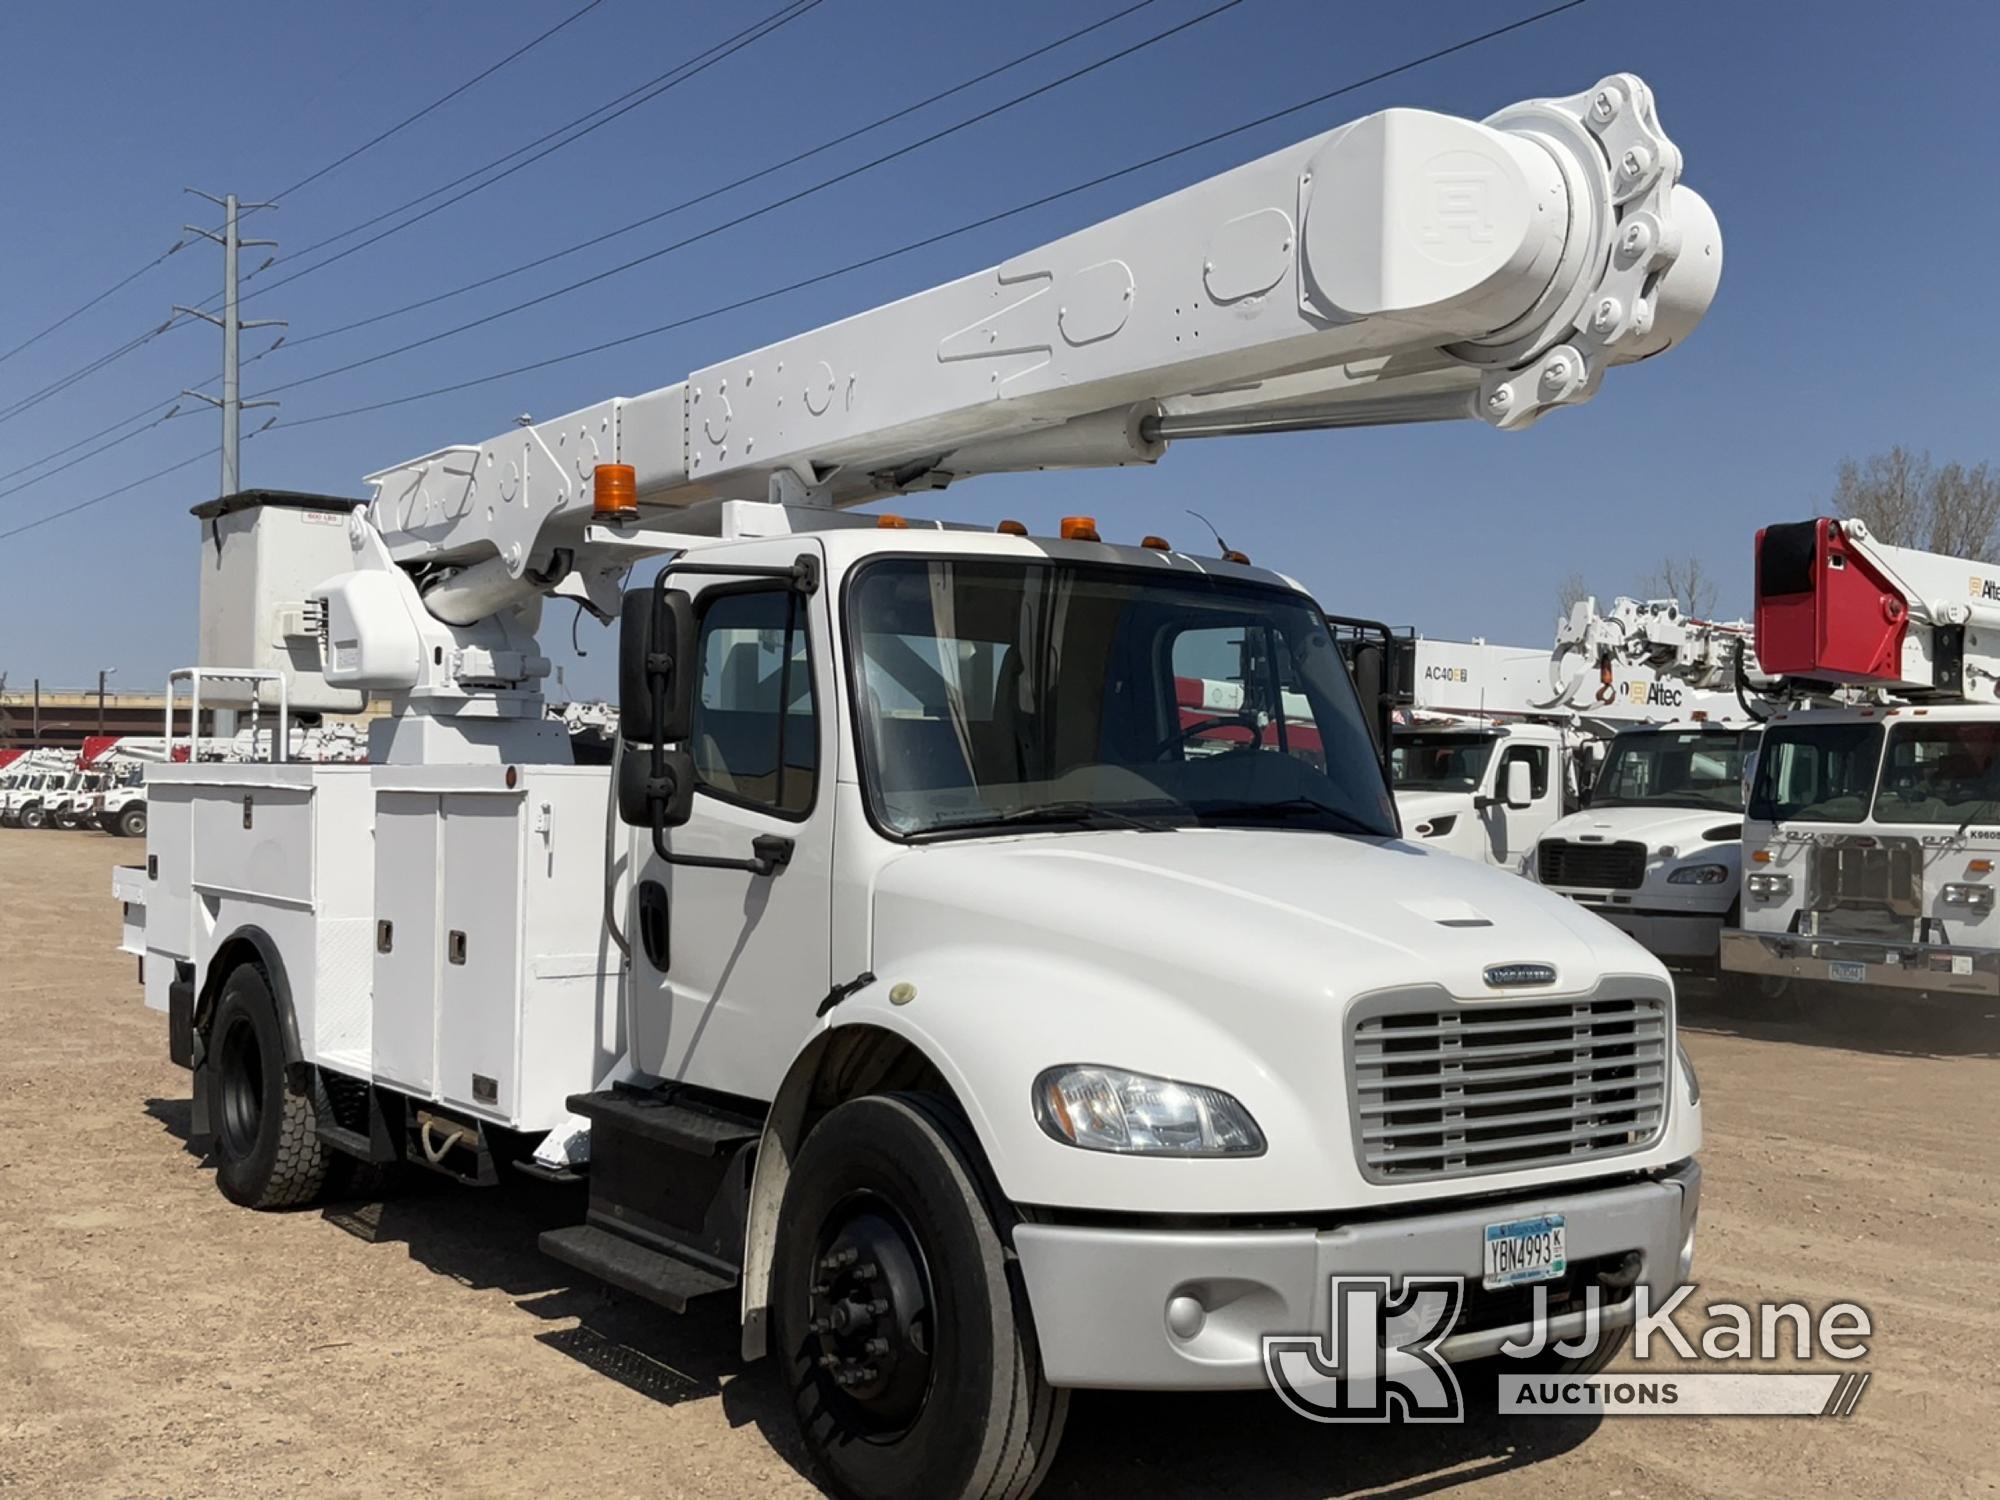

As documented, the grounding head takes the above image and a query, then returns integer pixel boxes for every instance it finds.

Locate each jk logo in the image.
[1261,1276,1466,1423]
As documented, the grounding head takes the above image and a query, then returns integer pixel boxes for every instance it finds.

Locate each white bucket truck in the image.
[114,77,1715,1498]
[1723,519,2000,1007]
[1529,597,1766,977]
[1392,633,1738,873]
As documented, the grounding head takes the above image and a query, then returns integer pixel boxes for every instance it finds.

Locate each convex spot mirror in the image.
[618,586,697,745]
[618,744,696,830]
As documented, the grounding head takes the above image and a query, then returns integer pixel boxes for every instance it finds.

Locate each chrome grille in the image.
[1536,839,1646,889]
[1350,996,1669,1182]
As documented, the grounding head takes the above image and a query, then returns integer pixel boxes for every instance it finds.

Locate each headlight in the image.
[1745,871,1792,901]
[1413,814,1456,838]
[1676,1040,1701,1106]
[1941,882,1995,911]
[1033,1065,1265,1156]
[1667,863,1731,886]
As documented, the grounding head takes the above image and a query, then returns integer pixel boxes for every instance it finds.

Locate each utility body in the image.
[113,76,1716,1499]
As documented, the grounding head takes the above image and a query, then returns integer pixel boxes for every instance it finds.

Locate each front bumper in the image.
[1722,928,2000,997]
[1014,1160,1700,1390]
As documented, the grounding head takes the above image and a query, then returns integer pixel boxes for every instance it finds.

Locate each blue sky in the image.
[2,0,1995,700]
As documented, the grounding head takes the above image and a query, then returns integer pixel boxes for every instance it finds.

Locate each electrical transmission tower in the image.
[174,190,286,496]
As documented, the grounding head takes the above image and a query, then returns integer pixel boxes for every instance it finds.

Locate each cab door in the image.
[625,539,835,1102]
[1489,739,1557,869]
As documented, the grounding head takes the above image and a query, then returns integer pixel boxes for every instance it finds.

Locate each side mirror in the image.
[619,744,696,829]
[1504,758,1535,810]
[618,586,697,746]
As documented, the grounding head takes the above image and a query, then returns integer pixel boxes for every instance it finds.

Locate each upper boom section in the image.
[366,74,1719,600]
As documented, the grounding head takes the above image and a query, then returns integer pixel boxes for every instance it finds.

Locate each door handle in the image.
[637,879,671,971]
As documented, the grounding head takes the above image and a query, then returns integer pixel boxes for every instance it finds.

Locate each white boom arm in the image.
[316,74,1719,751]
[1551,595,1767,705]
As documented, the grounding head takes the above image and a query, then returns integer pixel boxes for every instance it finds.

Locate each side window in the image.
[690,588,816,816]
[1501,744,1550,799]
[1167,623,1326,771]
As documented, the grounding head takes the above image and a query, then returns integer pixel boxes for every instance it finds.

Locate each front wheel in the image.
[208,964,331,1209]
[17,804,45,830]
[771,1093,1067,1500]
[52,809,78,830]
[116,805,147,838]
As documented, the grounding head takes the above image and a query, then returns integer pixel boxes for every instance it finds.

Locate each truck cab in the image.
[1723,704,2000,1002]
[1536,721,1759,979]
[1392,720,1574,871]
[2,770,55,828]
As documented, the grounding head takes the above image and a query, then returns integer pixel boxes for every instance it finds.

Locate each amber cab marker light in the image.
[1141,535,1171,551]
[1222,548,1251,564]
[592,463,638,522]
[1751,849,1773,864]
[1971,859,1995,875]
[876,513,909,529]
[996,519,1028,536]
[1060,516,1100,541]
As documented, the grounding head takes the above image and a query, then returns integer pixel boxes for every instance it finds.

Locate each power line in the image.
[0,401,189,505]
[0,0,616,430]
[278,0,1593,430]
[254,0,609,208]
[258,0,1246,400]
[0,238,190,373]
[0,449,211,541]
[234,1,825,311]
[284,0,1171,353]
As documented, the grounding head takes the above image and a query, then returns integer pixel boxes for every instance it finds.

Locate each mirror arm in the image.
[650,810,795,878]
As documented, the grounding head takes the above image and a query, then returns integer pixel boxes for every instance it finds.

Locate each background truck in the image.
[1724,518,2000,1012]
[1390,632,1742,871]
[114,75,1716,1499]
[1,751,77,828]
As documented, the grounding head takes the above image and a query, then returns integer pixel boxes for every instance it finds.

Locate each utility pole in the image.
[98,668,115,736]
[175,190,285,497]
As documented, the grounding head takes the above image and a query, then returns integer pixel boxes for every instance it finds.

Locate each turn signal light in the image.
[592,463,638,521]
[1060,516,1100,541]
[1971,859,1994,874]
[1751,849,1773,864]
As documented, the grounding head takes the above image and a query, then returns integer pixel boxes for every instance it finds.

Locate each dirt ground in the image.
[2,826,1995,1499]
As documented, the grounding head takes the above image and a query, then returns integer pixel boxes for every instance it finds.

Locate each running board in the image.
[540,1223,734,1313]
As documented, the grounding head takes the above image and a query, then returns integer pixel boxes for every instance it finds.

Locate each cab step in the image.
[559,1083,765,1292]
[539,1224,734,1313]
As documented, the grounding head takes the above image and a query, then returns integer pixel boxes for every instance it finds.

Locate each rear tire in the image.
[208,964,331,1209]
[771,1093,1067,1500]
[117,805,147,838]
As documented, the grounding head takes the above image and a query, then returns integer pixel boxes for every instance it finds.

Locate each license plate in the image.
[1829,961,1867,984]
[1483,1214,1567,1290]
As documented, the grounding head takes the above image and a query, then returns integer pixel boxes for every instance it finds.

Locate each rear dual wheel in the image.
[772,1093,1067,1500]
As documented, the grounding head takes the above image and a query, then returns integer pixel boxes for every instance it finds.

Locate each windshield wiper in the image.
[921,800,1190,837]
[1194,797,1385,837]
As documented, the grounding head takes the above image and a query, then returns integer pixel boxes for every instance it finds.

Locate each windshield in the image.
[1391,732,1497,793]
[1874,721,2000,825]
[1592,728,1759,811]
[845,557,1397,839]
[1748,721,1883,824]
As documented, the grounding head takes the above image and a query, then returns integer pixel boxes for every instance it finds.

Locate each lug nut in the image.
[864,1337,890,1357]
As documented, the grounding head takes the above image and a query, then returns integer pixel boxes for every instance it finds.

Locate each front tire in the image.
[208,964,331,1209]
[17,804,45,830]
[771,1093,1067,1500]
[116,805,147,838]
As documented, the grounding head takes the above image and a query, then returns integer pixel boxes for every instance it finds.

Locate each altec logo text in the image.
[1263,1278,1872,1422]
[1968,575,2000,603]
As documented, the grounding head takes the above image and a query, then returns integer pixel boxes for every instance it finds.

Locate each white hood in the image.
[858,826,1689,1215]
[1543,804,1740,850]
